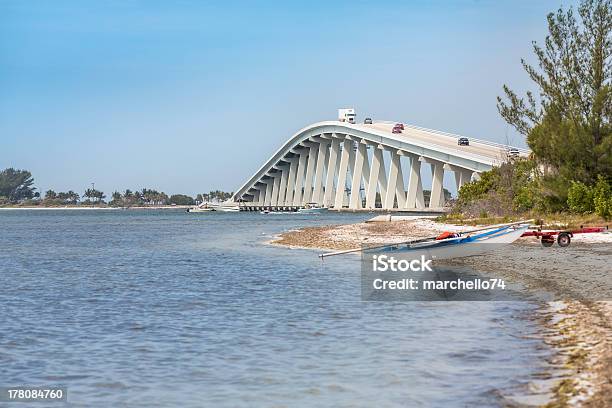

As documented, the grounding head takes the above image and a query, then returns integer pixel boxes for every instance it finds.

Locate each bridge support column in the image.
[395,151,406,208]
[361,143,370,194]
[324,137,340,207]
[270,173,281,206]
[366,144,384,208]
[263,179,274,206]
[429,161,445,208]
[312,140,329,205]
[303,144,318,204]
[292,149,308,206]
[256,185,266,205]
[334,138,351,209]
[405,155,425,209]
[277,165,289,205]
[284,157,298,206]
[349,140,367,209]
[377,148,387,203]
[345,138,356,207]
[384,150,405,209]
[446,165,473,196]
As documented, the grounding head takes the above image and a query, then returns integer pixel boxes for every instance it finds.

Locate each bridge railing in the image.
[375,121,530,154]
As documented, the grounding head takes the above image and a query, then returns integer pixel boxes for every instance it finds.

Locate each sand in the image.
[271,219,612,407]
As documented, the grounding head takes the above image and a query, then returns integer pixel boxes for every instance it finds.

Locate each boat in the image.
[319,220,533,260]
[260,210,292,214]
[217,206,240,212]
[186,203,215,213]
[371,224,529,260]
[297,203,328,214]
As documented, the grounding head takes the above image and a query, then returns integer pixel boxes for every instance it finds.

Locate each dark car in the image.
[392,126,402,134]
[364,118,373,124]
[458,137,469,146]
[395,123,405,130]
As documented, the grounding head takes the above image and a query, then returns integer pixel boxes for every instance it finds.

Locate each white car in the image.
[507,148,520,158]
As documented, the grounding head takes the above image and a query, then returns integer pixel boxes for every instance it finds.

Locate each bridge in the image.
[232,120,528,211]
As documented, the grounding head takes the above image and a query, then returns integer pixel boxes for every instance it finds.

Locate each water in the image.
[0,210,551,407]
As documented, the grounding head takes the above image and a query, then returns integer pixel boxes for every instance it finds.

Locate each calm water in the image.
[1,210,551,407]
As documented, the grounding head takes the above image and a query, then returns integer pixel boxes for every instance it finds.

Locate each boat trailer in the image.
[521,226,609,247]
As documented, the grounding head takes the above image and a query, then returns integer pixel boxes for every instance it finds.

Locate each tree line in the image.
[0,168,233,207]
[455,0,611,219]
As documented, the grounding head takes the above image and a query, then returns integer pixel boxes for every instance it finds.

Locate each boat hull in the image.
[187,207,215,213]
[375,225,529,260]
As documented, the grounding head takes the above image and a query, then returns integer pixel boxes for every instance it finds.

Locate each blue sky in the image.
[0,0,576,196]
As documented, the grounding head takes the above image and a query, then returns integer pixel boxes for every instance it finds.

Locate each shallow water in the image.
[0,210,551,407]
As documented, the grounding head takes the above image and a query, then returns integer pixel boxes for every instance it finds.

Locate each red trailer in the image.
[521,226,608,247]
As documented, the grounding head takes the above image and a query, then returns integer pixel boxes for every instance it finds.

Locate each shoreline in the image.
[270,219,612,407]
[0,205,192,210]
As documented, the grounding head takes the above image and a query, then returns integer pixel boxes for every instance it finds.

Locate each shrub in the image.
[567,181,594,213]
[513,183,537,212]
[457,170,498,204]
[592,176,612,219]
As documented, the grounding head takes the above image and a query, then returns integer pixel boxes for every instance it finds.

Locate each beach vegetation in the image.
[0,168,36,202]
[84,188,106,204]
[456,0,612,220]
[169,194,195,206]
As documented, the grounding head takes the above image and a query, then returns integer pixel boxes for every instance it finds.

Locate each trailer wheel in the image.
[557,232,571,247]
[541,236,555,247]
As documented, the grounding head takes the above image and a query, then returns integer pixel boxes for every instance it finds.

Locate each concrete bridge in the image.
[233,121,529,211]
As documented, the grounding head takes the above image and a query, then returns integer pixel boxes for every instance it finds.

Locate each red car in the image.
[392,126,402,134]
[395,123,405,130]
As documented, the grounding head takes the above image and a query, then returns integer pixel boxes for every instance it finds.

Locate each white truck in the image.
[338,108,356,124]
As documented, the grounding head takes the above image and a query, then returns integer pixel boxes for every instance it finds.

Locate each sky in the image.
[0,0,578,197]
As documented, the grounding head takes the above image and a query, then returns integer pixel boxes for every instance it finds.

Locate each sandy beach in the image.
[271,219,612,407]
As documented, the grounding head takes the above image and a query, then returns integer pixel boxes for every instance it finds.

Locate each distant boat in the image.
[186,203,215,213]
[260,210,292,215]
[217,206,240,212]
[297,203,328,214]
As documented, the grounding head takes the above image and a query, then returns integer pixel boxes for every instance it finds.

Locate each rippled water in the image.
[0,210,551,407]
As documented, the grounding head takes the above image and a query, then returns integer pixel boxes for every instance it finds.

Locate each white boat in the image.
[217,206,240,212]
[297,203,328,214]
[372,224,529,260]
[260,210,293,214]
[186,203,215,213]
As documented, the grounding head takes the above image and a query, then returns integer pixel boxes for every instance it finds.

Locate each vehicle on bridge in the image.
[458,137,469,146]
[364,117,373,124]
[392,124,403,134]
[338,108,356,124]
[395,123,404,130]
[507,148,520,158]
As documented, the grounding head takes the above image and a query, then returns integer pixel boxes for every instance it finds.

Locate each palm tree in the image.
[84,188,94,202]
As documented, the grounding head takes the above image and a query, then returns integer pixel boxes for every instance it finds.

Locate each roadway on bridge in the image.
[358,122,513,164]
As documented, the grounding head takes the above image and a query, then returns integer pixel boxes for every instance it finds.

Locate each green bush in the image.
[566,175,611,219]
[593,176,612,218]
[513,182,537,212]
[457,170,498,204]
[567,181,594,213]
